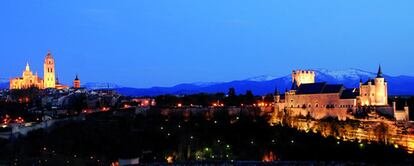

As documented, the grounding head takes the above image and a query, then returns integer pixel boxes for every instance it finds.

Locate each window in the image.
[316,104,319,108]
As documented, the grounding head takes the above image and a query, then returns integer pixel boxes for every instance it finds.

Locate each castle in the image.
[9,51,81,90]
[274,66,409,121]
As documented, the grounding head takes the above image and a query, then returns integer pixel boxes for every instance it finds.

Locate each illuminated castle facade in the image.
[10,51,69,90]
[274,66,406,121]
[358,66,388,106]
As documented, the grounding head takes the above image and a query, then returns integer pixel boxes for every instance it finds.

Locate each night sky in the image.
[1,0,413,88]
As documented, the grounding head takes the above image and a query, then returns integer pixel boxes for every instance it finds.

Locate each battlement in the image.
[292,70,315,75]
[292,70,315,86]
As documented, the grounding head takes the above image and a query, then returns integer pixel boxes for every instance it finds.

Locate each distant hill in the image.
[82,82,122,90]
[111,68,414,96]
[0,78,8,89]
[2,69,413,96]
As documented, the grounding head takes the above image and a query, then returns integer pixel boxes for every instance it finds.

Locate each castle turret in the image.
[359,66,388,106]
[274,88,280,103]
[374,65,387,105]
[43,50,56,88]
[404,102,410,121]
[291,79,299,91]
[377,65,383,78]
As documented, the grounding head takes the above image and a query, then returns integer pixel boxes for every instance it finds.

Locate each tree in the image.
[228,88,236,98]
[244,90,255,105]
[225,88,238,106]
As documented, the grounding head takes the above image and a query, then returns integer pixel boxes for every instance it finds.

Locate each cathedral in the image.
[273,66,407,121]
[9,51,71,90]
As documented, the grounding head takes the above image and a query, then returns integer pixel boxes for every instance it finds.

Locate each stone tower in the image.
[404,102,410,121]
[73,75,81,89]
[359,65,388,106]
[43,50,56,88]
[292,70,315,87]
[374,65,388,105]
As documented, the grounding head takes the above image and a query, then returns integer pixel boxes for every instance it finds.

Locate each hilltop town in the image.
[0,53,413,164]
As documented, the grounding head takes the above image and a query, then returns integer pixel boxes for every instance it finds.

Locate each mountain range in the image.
[109,68,414,96]
[1,69,413,96]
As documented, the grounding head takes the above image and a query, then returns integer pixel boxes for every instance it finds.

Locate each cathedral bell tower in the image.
[43,50,56,88]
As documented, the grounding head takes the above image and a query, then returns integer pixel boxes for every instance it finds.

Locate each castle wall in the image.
[286,107,349,121]
[285,93,356,110]
[281,93,355,121]
[395,111,409,121]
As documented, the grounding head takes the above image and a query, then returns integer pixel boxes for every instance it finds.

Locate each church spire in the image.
[25,62,30,71]
[377,65,383,78]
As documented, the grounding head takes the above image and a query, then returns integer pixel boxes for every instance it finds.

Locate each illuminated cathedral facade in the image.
[10,51,71,90]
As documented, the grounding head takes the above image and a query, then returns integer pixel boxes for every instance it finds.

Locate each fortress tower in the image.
[43,50,56,88]
[292,70,315,87]
[359,65,388,106]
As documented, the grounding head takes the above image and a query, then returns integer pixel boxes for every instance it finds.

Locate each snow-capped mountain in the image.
[190,81,222,87]
[115,68,414,96]
[315,68,376,81]
[245,75,281,82]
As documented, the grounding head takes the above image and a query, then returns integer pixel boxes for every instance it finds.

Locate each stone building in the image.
[43,51,56,88]
[9,63,44,89]
[358,66,388,106]
[73,75,81,89]
[393,101,410,121]
[274,66,408,121]
[10,50,69,90]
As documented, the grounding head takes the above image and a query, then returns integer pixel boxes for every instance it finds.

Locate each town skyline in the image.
[1,1,414,87]
[1,51,414,88]
[2,1,414,165]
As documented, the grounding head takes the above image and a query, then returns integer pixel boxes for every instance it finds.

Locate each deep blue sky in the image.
[1,1,413,88]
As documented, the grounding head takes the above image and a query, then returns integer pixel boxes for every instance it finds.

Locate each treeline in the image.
[154,88,276,107]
